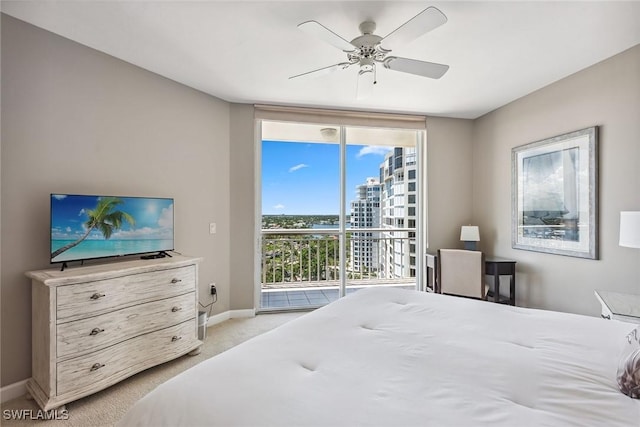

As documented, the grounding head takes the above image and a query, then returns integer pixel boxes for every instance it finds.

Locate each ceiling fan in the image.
[289,6,450,99]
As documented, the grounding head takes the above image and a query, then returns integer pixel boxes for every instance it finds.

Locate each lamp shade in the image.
[460,226,480,242]
[620,211,640,248]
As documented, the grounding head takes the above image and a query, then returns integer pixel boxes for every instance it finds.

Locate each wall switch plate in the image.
[209,223,217,234]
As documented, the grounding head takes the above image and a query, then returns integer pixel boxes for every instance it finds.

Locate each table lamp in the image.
[619,211,640,249]
[460,225,480,251]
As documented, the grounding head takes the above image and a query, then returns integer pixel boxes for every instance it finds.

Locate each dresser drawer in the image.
[57,292,196,359]
[56,319,198,396]
[56,265,195,322]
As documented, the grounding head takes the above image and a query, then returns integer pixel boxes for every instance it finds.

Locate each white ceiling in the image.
[2,1,640,119]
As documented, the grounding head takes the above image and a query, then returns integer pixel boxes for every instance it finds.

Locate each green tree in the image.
[51,197,135,260]
[262,236,342,283]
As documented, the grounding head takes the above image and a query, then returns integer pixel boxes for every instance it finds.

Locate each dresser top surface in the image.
[26,255,202,286]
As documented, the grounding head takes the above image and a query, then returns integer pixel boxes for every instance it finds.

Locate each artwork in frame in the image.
[512,127,598,259]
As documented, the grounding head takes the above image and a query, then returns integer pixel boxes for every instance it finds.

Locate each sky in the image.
[262,140,392,215]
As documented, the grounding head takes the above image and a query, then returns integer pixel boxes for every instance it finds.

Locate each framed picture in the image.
[512,127,598,259]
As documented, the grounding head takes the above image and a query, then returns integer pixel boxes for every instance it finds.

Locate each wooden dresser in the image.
[25,255,203,411]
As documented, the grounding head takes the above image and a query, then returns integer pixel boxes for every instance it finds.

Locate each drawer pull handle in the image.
[90,363,105,372]
[89,328,105,336]
[90,293,106,300]
[171,306,182,312]
[171,335,182,342]
[601,314,611,320]
[170,278,182,284]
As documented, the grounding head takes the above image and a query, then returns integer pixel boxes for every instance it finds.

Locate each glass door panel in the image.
[260,122,341,310]
[344,127,420,295]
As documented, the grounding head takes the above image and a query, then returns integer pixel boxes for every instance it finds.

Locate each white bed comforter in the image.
[119,287,640,427]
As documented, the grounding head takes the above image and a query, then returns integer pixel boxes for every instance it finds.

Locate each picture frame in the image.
[511,127,598,259]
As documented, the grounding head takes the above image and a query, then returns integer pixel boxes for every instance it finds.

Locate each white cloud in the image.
[289,163,309,172]
[157,204,173,228]
[112,227,173,240]
[357,146,393,158]
[52,194,67,200]
[51,226,84,240]
[273,204,285,210]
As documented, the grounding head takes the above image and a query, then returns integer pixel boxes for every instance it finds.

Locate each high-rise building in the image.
[379,147,417,279]
[349,178,381,275]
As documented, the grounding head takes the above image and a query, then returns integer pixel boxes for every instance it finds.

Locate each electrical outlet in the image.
[209,223,217,234]
[210,284,217,296]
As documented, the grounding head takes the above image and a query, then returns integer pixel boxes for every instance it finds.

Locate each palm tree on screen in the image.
[51,197,135,259]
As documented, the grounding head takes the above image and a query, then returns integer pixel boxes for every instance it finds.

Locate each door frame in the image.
[254,120,427,311]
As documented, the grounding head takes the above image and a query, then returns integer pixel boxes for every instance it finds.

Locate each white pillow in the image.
[617,326,640,399]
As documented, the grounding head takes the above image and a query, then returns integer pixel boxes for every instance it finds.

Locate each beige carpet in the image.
[1,312,304,427]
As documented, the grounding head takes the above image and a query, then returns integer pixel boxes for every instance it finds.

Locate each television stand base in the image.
[141,251,172,260]
[60,260,84,272]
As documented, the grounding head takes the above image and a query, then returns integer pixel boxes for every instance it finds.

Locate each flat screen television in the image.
[50,194,174,265]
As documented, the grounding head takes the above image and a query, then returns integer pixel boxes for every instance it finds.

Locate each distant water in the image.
[51,239,173,262]
[311,223,350,229]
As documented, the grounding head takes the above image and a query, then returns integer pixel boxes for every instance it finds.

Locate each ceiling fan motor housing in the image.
[349,23,386,69]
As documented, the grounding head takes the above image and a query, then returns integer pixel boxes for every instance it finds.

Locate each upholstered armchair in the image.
[437,249,488,300]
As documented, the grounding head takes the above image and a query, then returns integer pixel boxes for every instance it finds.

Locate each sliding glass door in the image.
[258,120,424,311]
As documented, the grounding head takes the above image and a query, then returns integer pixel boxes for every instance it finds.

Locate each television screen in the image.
[51,194,174,264]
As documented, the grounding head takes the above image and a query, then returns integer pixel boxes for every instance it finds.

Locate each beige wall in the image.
[1,14,231,386]
[425,117,475,251]
[229,103,257,310]
[472,44,640,315]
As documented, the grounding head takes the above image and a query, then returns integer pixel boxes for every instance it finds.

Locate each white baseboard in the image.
[206,309,255,327]
[0,379,28,404]
[2,309,257,403]
[230,309,257,319]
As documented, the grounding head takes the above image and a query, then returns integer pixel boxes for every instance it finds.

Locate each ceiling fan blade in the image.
[383,56,449,79]
[380,6,447,50]
[289,62,352,80]
[356,69,375,100]
[298,21,357,52]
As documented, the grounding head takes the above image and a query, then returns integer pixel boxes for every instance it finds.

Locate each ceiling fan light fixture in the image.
[360,56,374,72]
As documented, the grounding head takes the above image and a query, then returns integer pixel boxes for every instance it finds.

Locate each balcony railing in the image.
[261,228,416,290]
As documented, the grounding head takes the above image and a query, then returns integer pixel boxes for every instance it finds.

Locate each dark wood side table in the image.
[425,253,517,305]
[485,257,517,306]
[426,252,437,292]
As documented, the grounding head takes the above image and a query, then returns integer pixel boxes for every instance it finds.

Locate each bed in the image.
[119,287,640,426]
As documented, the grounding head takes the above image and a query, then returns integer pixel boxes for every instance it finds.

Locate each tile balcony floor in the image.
[260,283,416,310]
